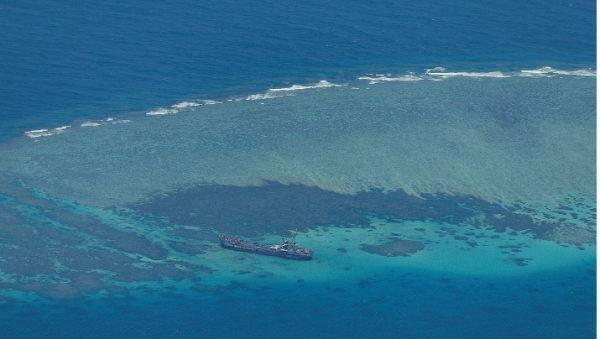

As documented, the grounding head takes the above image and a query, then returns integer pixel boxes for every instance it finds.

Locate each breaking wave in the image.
[146,100,222,116]
[25,126,71,139]
[519,66,596,77]
[244,80,344,101]
[358,66,594,84]
[81,117,131,127]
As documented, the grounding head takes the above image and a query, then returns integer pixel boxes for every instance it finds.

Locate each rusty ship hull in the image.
[219,234,313,260]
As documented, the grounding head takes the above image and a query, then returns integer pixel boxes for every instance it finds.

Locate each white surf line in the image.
[358,74,423,84]
[245,80,346,101]
[146,100,219,116]
[519,66,596,77]
[81,117,131,127]
[358,66,596,85]
[25,125,71,138]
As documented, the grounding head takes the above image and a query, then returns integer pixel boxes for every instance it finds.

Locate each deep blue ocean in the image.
[0,0,596,338]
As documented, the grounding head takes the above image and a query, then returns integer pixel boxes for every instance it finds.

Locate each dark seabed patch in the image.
[506,257,534,267]
[360,239,425,257]
[129,181,595,244]
[0,181,212,299]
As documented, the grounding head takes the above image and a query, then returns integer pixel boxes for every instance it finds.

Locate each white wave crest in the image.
[425,67,509,78]
[202,100,222,105]
[81,122,102,127]
[146,99,221,116]
[25,126,71,138]
[245,91,285,101]
[244,80,343,101]
[555,69,596,76]
[358,74,423,84]
[81,117,131,127]
[520,66,596,77]
[146,108,178,116]
[172,101,202,109]
[358,68,510,84]
[269,80,344,92]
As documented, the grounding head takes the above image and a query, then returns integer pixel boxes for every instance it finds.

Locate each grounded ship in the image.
[219,232,313,260]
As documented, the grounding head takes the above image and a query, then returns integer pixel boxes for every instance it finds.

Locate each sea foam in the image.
[146,108,178,116]
[520,66,596,77]
[172,102,202,109]
[245,92,286,101]
[269,80,344,92]
[358,74,423,84]
[24,126,71,138]
[358,66,594,85]
[146,100,221,116]
[425,67,509,78]
[244,80,344,101]
[81,117,131,127]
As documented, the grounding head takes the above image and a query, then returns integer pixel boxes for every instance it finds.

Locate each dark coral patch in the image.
[360,239,425,257]
[129,182,488,239]
[506,257,532,266]
[129,182,591,244]
[0,182,214,300]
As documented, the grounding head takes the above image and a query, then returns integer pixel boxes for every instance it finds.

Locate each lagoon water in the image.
[0,1,596,338]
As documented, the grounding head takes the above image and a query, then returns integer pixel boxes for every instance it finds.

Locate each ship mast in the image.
[291,230,297,243]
